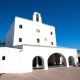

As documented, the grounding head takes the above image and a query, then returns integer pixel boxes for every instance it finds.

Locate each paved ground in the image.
[0,67,80,80]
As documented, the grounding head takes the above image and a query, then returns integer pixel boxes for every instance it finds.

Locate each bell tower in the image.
[33,12,42,23]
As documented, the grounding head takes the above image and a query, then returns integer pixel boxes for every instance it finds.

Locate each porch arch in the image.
[68,56,75,66]
[48,53,66,68]
[32,56,44,69]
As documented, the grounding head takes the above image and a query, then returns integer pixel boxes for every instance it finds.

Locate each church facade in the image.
[0,12,78,73]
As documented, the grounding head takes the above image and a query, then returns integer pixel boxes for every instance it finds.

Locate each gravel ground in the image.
[0,67,80,80]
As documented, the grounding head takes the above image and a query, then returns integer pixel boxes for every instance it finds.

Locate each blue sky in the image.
[0,0,80,49]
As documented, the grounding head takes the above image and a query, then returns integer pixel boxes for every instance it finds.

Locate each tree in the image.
[0,40,5,47]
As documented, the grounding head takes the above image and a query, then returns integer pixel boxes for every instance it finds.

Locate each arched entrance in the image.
[32,56,44,69]
[68,56,75,66]
[48,53,66,68]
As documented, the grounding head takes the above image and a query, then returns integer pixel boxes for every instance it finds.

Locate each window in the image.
[51,42,53,45]
[19,38,22,42]
[36,14,39,22]
[19,25,22,29]
[2,56,5,60]
[37,38,40,43]
[50,32,53,35]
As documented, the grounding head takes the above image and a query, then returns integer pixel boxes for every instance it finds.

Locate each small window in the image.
[2,56,5,60]
[37,38,40,43]
[19,38,22,42]
[51,42,53,45]
[36,14,39,22]
[50,32,53,35]
[19,25,22,29]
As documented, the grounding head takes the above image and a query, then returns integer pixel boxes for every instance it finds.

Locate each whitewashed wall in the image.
[13,17,56,47]
[4,21,15,47]
[1,12,78,73]
[0,46,78,73]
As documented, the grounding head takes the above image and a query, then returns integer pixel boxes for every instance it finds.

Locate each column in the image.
[66,57,69,67]
[44,59,48,70]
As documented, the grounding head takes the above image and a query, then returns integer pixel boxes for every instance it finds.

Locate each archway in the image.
[48,53,66,68]
[32,56,44,69]
[68,56,75,66]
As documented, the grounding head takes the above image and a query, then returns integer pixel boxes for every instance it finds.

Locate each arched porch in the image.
[32,56,44,69]
[48,53,66,68]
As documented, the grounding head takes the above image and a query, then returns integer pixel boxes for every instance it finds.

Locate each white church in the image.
[0,12,78,73]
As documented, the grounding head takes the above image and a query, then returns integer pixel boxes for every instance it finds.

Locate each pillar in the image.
[66,57,69,67]
[44,59,48,70]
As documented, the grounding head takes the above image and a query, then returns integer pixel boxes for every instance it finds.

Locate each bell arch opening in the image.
[32,56,44,70]
[48,53,66,68]
[68,56,75,66]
